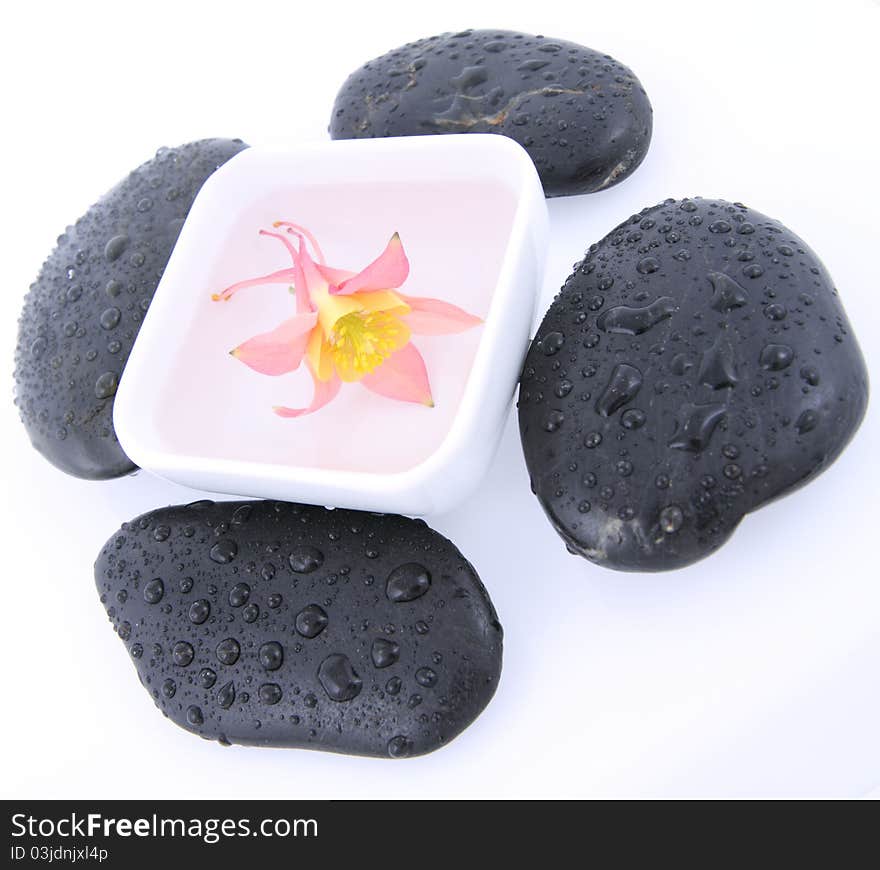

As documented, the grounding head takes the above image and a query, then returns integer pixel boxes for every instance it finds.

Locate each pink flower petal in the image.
[360,342,434,407]
[335,232,409,295]
[259,230,312,313]
[316,263,357,287]
[212,267,299,302]
[399,294,483,335]
[273,364,341,418]
[292,234,330,298]
[212,226,313,308]
[230,312,317,376]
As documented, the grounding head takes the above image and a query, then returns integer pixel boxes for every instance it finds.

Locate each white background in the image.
[2,0,878,799]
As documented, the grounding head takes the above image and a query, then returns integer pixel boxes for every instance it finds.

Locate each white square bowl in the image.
[114,134,548,515]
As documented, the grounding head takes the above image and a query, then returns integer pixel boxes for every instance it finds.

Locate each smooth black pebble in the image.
[14,138,248,480]
[95,500,503,757]
[518,197,868,570]
[329,29,652,197]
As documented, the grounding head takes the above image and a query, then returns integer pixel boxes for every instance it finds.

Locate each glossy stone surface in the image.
[519,198,868,571]
[329,29,652,197]
[14,138,248,480]
[95,500,503,757]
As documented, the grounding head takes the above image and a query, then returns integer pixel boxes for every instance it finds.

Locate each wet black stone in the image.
[518,197,869,571]
[14,138,248,480]
[329,29,652,197]
[95,500,502,757]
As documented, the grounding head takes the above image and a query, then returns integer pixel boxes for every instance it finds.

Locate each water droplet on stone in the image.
[543,410,565,432]
[597,297,676,335]
[620,408,647,430]
[416,667,438,688]
[616,460,634,477]
[385,676,402,695]
[318,653,362,701]
[94,372,118,399]
[99,307,121,330]
[371,638,400,668]
[723,463,742,480]
[217,681,236,709]
[759,344,794,371]
[143,578,164,604]
[387,735,413,758]
[172,641,194,667]
[231,504,252,524]
[708,271,749,312]
[796,409,819,434]
[386,563,431,602]
[518,59,550,72]
[104,235,128,262]
[289,546,324,573]
[540,331,565,356]
[228,582,250,607]
[216,637,241,666]
[668,403,726,453]
[698,335,738,390]
[259,641,284,671]
[636,256,660,274]
[259,683,282,705]
[189,599,211,624]
[800,366,820,386]
[295,604,328,638]
[596,363,643,416]
[450,64,488,89]
[555,379,573,398]
[209,538,238,564]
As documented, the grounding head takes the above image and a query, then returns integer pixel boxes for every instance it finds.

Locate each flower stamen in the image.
[328,309,410,381]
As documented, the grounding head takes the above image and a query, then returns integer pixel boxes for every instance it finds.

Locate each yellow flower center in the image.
[327,308,410,381]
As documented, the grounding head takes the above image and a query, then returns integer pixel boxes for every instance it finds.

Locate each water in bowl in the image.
[152,179,518,475]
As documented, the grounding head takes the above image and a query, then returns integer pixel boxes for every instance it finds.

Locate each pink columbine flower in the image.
[212,222,482,418]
